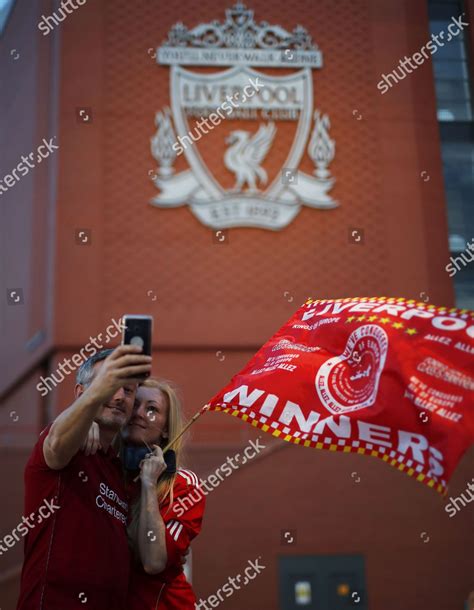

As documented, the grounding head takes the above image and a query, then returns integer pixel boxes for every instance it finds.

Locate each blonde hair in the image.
[127,377,186,554]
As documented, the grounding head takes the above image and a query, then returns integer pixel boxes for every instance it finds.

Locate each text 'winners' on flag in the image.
[205,297,474,495]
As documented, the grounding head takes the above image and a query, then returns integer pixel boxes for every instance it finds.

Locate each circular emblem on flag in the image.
[315,324,389,414]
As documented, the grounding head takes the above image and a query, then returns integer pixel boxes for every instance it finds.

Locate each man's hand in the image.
[139,446,167,488]
[86,345,152,405]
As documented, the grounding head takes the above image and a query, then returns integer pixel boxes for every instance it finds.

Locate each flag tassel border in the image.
[304,295,474,321]
[211,404,448,496]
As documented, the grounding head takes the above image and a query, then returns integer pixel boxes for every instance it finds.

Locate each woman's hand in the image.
[81,421,101,456]
[139,446,167,487]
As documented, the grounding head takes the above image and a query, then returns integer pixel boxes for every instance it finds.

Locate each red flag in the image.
[206,297,474,495]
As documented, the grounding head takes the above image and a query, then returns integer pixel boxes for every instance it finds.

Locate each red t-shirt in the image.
[127,468,205,610]
[16,425,130,610]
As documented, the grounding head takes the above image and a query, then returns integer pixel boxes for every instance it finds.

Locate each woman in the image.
[125,378,205,609]
[82,377,205,609]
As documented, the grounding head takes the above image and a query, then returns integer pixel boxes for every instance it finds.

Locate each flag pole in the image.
[133,405,210,481]
[162,404,210,453]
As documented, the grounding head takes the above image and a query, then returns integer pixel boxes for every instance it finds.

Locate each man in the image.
[16,344,152,610]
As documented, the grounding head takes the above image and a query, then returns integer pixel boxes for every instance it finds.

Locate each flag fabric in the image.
[205,297,474,495]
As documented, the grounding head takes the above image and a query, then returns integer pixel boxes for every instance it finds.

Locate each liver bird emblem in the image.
[224,122,276,192]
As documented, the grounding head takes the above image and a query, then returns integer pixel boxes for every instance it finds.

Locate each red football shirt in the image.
[127,468,205,610]
[16,425,130,610]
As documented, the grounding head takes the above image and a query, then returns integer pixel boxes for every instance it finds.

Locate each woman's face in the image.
[124,386,169,446]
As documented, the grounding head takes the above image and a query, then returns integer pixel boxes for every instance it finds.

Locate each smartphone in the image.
[121,315,153,378]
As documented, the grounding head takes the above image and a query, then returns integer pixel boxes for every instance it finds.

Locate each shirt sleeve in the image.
[27,424,54,471]
[161,468,205,569]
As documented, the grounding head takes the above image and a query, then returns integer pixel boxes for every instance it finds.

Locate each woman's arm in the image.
[136,448,168,574]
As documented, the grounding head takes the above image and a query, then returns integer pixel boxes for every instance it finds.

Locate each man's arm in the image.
[43,345,151,470]
[44,390,105,469]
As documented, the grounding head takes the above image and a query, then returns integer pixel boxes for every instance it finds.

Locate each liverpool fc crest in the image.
[150,3,337,230]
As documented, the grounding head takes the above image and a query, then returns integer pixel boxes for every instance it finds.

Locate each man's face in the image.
[90,361,137,431]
